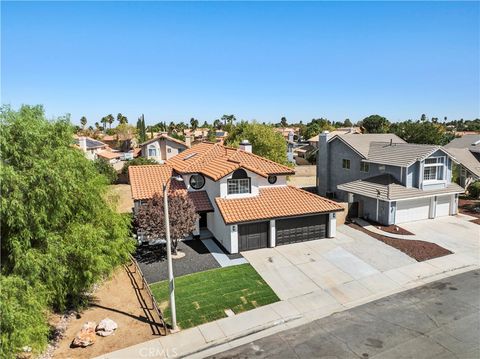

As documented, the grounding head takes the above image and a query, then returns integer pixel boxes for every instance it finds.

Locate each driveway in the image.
[212,269,480,359]
[242,216,479,306]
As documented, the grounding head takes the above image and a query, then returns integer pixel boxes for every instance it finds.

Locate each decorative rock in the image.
[96,318,118,337]
[71,321,96,347]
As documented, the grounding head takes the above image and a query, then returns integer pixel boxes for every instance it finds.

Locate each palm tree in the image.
[107,114,114,129]
[80,116,87,129]
[94,122,100,131]
[117,113,128,125]
[190,117,199,130]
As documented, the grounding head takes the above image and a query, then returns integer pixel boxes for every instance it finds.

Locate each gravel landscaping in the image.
[363,219,414,235]
[134,240,220,284]
[349,223,452,262]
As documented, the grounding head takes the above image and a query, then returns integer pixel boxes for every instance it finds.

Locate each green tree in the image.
[0,105,134,357]
[136,114,147,143]
[304,118,334,140]
[117,113,128,125]
[361,114,390,133]
[122,157,158,175]
[280,117,288,127]
[343,118,353,127]
[107,113,114,129]
[190,117,199,130]
[93,157,118,184]
[80,116,87,129]
[225,121,290,166]
[390,119,451,145]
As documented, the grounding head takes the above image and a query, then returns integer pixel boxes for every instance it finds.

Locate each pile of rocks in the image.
[71,318,118,348]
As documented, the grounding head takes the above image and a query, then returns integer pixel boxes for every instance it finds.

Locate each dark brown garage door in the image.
[239,222,269,251]
[276,215,327,246]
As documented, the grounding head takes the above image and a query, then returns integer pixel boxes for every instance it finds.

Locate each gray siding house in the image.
[444,134,480,188]
[317,132,464,225]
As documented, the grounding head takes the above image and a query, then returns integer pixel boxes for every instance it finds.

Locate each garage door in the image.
[435,195,451,217]
[276,215,327,246]
[239,222,269,251]
[396,198,430,224]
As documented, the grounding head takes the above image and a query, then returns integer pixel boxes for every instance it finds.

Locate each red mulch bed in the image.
[458,198,480,219]
[348,223,452,262]
[363,219,414,236]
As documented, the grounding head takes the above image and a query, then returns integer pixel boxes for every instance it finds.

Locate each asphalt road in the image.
[210,269,480,359]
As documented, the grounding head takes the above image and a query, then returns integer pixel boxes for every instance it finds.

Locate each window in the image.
[148,145,157,157]
[423,157,445,181]
[167,148,172,153]
[189,173,205,190]
[342,159,350,169]
[360,162,369,173]
[227,169,251,194]
[268,175,277,184]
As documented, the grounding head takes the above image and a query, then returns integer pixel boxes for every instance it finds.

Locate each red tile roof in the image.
[128,165,213,212]
[215,186,343,224]
[166,142,294,181]
[97,150,122,160]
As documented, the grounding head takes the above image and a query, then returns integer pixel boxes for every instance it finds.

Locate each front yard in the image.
[150,264,279,329]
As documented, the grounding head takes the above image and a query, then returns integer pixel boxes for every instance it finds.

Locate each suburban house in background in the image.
[74,136,108,160]
[130,141,343,254]
[444,134,480,188]
[139,133,188,163]
[308,127,362,148]
[317,132,464,225]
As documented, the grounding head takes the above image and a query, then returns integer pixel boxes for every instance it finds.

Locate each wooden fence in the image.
[126,254,169,335]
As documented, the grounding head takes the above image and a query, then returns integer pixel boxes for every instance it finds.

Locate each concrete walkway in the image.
[201,239,248,267]
[354,218,418,240]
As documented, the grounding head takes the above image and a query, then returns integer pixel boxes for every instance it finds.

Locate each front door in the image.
[199,212,208,228]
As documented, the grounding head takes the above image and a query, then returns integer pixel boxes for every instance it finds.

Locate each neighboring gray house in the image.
[444,134,480,188]
[317,132,464,225]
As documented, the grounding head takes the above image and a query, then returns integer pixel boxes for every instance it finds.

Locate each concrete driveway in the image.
[242,216,479,306]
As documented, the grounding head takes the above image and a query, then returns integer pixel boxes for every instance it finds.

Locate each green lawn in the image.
[150,264,279,329]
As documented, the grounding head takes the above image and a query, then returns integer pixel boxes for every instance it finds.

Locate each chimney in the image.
[317,131,330,196]
[185,135,192,148]
[239,139,252,153]
[78,137,87,152]
[390,138,393,146]
[288,131,294,143]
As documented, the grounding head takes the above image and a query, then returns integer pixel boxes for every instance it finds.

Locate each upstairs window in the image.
[148,145,157,157]
[342,159,350,170]
[360,162,369,173]
[423,157,445,181]
[227,169,251,195]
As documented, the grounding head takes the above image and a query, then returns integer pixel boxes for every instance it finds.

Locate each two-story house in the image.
[317,132,464,225]
[139,133,188,163]
[129,141,343,253]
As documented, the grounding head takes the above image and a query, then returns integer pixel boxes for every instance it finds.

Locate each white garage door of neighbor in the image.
[435,195,451,217]
[396,198,431,224]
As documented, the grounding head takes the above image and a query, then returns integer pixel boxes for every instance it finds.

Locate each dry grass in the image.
[108,184,134,213]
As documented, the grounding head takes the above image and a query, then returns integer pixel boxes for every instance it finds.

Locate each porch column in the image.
[429,197,436,219]
[450,194,458,215]
[269,220,276,247]
[328,212,336,238]
[230,225,239,254]
[193,217,200,236]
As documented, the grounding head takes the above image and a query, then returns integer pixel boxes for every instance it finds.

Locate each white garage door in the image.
[435,195,451,217]
[396,198,431,224]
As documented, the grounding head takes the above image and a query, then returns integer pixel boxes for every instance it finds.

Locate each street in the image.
[210,270,480,359]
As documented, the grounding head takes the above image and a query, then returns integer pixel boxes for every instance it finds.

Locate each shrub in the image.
[122,157,158,175]
[94,157,118,184]
[467,180,480,199]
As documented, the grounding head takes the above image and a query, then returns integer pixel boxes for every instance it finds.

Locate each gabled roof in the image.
[308,128,362,143]
[215,186,343,224]
[330,134,405,158]
[166,142,295,181]
[337,174,464,201]
[444,134,480,152]
[139,134,187,148]
[366,142,449,167]
[444,148,480,178]
[128,165,214,212]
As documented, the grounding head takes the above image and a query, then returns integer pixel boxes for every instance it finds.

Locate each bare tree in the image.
[136,192,198,254]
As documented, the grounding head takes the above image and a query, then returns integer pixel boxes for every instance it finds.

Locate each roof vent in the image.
[183,153,197,160]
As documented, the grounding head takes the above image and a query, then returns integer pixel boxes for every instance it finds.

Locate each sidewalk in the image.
[95,263,478,359]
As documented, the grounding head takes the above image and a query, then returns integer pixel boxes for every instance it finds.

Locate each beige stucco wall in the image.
[335,202,348,226]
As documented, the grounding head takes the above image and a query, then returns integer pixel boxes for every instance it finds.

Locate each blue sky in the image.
[2,1,479,125]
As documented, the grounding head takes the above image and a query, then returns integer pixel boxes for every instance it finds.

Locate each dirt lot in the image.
[108,184,133,213]
[287,165,316,187]
[52,266,163,359]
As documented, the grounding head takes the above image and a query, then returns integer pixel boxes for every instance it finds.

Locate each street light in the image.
[163,174,183,332]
